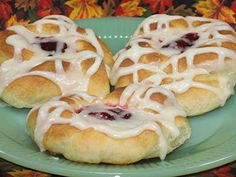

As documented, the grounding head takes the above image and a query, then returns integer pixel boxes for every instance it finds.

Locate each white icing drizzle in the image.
[28,91,96,150]
[29,84,186,160]
[0,15,105,96]
[110,14,236,106]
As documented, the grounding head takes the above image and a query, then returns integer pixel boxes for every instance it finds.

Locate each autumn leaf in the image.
[102,0,116,16]
[65,0,103,19]
[6,15,29,27]
[7,169,50,177]
[15,0,36,11]
[231,0,236,13]
[0,1,12,19]
[115,0,146,17]
[36,0,62,18]
[142,0,172,13]
[36,8,62,18]
[201,166,234,177]
[166,4,196,16]
[194,0,236,23]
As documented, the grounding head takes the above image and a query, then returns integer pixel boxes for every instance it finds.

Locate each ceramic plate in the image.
[0,18,236,177]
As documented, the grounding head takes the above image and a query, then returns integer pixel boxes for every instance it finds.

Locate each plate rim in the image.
[1,133,236,177]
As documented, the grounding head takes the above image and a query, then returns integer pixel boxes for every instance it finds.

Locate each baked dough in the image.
[0,15,113,108]
[110,14,236,116]
[26,84,191,164]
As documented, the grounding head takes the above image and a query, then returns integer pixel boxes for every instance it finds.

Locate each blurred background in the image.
[0,0,235,30]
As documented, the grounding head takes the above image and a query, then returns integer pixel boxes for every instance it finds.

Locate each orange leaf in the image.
[6,15,30,27]
[102,0,115,16]
[65,0,104,19]
[194,0,236,23]
[231,0,236,13]
[143,0,173,13]
[218,6,236,23]
[115,0,146,17]
[7,169,50,177]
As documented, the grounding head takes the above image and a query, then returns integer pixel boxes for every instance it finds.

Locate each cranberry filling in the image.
[36,37,68,54]
[76,106,132,121]
[40,42,68,53]
[88,112,115,121]
[184,33,199,41]
[40,41,57,52]
[122,113,132,119]
[76,108,83,114]
[162,32,199,52]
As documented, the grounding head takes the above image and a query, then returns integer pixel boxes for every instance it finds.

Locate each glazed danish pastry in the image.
[0,15,113,108]
[110,14,236,116]
[26,84,190,164]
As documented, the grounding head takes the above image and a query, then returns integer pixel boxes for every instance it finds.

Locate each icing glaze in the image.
[0,15,105,96]
[29,84,187,160]
[110,14,236,105]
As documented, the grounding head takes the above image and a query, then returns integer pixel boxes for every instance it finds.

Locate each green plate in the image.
[0,18,236,177]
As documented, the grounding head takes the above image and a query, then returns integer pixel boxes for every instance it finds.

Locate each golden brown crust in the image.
[138,17,193,35]
[115,52,168,88]
[1,75,62,108]
[30,60,71,72]
[175,87,220,116]
[79,58,109,96]
[26,23,60,34]
[97,37,114,68]
[86,60,110,96]
[0,30,15,64]
[104,87,168,108]
[43,125,160,164]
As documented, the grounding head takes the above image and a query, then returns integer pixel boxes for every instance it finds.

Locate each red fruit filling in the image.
[88,112,115,120]
[40,41,67,53]
[75,108,83,114]
[162,33,199,52]
[76,106,132,121]
[36,37,68,55]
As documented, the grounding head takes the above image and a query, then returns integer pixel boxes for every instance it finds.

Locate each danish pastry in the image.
[0,15,113,108]
[110,14,236,116]
[26,84,190,164]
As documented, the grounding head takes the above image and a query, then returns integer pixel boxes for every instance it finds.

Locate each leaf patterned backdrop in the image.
[0,0,235,30]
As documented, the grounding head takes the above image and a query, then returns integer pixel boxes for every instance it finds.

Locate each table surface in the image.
[0,158,235,177]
